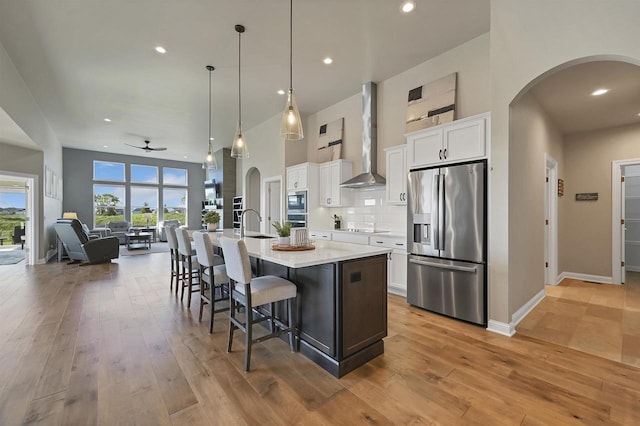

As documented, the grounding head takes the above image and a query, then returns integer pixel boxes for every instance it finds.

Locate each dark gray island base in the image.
[254,254,388,378]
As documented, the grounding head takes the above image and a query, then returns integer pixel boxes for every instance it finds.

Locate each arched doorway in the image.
[245,167,261,233]
[510,58,640,366]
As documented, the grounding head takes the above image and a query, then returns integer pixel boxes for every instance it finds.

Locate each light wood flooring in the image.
[517,273,640,368]
[1,254,640,425]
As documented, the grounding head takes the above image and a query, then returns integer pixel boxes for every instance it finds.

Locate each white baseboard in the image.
[511,289,545,327]
[627,266,640,272]
[487,289,546,337]
[487,320,514,337]
[387,285,407,298]
[557,271,613,285]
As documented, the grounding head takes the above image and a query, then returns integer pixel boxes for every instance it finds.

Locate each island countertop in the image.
[200,229,391,268]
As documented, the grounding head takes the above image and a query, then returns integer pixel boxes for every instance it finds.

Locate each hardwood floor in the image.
[517,273,640,368]
[1,254,640,425]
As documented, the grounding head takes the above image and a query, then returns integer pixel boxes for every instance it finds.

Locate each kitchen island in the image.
[203,229,391,378]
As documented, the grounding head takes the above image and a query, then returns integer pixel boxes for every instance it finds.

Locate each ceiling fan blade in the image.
[149,147,167,151]
[125,143,144,148]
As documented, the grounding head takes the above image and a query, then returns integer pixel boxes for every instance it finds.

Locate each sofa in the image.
[106,220,131,244]
[54,219,119,263]
[158,220,181,242]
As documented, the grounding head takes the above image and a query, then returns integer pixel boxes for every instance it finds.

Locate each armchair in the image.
[12,226,25,249]
[54,219,119,264]
[106,220,131,244]
[158,220,181,242]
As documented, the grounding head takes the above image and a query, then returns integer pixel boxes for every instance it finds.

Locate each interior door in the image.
[544,168,550,284]
[265,180,281,232]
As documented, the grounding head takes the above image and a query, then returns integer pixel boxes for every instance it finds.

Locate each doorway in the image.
[0,172,37,266]
[262,176,282,234]
[612,160,640,285]
[544,154,558,285]
[245,167,261,233]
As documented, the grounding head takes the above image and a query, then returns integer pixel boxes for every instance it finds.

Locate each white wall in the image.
[0,40,63,260]
[237,114,285,234]
[491,0,640,323]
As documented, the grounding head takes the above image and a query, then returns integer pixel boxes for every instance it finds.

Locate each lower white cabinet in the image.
[331,232,370,245]
[309,230,332,240]
[369,235,407,296]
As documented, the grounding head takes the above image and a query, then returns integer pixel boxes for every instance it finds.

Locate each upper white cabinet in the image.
[319,160,352,207]
[406,112,490,169]
[385,145,407,205]
[286,162,318,191]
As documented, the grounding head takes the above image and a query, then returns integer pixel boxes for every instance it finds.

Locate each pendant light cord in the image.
[208,68,212,147]
[289,0,293,89]
[238,28,242,128]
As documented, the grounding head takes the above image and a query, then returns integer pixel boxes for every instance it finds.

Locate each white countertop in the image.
[201,229,391,268]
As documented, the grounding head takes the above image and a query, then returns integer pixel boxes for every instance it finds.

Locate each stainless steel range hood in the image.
[340,82,386,188]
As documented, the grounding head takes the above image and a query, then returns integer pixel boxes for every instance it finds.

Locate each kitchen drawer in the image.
[369,235,407,250]
[331,232,370,245]
[309,230,332,240]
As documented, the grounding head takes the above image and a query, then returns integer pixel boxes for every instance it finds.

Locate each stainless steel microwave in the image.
[287,191,307,213]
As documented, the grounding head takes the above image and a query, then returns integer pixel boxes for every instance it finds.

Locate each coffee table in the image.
[125,232,152,250]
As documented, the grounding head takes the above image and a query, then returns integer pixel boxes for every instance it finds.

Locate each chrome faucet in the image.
[240,208,262,238]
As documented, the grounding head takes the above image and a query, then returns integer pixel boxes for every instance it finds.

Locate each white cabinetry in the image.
[407,112,490,169]
[385,145,407,204]
[309,230,332,241]
[331,232,369,245]
[286,162,318,191]
[370,235,407,296]
[319,160,352,207]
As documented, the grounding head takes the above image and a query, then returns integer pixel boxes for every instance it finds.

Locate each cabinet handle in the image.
[376,241,383,244]
[439,149,443,160]
[328,198,331,205]
[395,243,404,246]
[443,148,447,159]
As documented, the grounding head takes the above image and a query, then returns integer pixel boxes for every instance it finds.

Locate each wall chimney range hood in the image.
[340,82,386,188]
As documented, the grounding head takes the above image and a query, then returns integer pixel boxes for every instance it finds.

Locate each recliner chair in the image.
[54,219,119,264]
[106,220,130,244]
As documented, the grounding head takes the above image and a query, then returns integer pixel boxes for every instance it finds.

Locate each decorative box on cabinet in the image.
[406,112,490,169]
[385,145,407,204]
[319,160,352,207]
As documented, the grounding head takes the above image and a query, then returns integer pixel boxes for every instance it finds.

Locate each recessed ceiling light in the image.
[591,88,608,96]
[323,57,333,65]
[401,1,416,13]
[103,118,111,122]
[277,89,285,95]
[103,145,108,148]
[209,137,215,141]
[155,46,167,54]
[183,156,188,159]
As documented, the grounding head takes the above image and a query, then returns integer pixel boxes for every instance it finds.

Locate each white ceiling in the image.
[0,0,490,162]
[530,61,640,135]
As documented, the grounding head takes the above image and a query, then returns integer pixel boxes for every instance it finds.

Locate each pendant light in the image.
[280,0,303,140]
[204,65,217,169]
[231,24,249,159]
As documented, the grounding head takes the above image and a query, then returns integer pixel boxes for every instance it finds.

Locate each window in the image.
[93,161,125,182]
[163,188,187,225]
[131,186,158,227]
[94,185,125,226]
[163,168,188,186]
[131,164,158,184]
[0,189,26,244]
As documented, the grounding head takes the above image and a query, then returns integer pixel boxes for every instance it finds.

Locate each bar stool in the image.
[192,231,230,333]
[175,228,200,308]
[220,237,297,372]
[165,226,180,292]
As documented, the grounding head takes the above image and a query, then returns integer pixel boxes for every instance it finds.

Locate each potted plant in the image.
[272,220,292,247]
[203,210,220,231]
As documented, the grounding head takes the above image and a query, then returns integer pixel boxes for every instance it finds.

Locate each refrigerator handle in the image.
[431,173,440,250]
[409,258,478,273]
[438,173,445,250]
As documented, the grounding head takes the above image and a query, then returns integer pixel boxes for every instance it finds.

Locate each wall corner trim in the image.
[487,288,546,337]
[487,320,514,337]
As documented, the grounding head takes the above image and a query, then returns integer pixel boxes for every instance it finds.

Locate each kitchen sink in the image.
[246,235,275,239]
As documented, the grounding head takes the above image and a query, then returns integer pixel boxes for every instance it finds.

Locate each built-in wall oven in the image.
[287,190,307,228]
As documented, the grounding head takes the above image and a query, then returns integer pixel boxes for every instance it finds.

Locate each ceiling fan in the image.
[125,139,167,152]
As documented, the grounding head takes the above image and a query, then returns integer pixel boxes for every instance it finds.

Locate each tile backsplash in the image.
[308,188,407,234]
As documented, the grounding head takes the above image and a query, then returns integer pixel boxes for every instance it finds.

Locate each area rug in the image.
[119,242,170,256]
[0,248,25,265]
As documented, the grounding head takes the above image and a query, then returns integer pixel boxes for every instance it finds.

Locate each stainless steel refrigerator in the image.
[406,160,486,325]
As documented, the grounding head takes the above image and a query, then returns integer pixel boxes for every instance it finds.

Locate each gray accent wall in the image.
[63,148,205,229]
